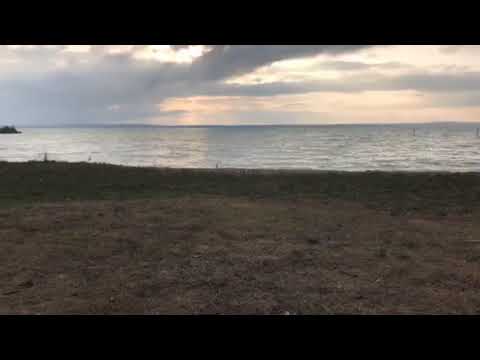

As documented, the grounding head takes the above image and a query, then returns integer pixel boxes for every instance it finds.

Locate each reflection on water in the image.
[2,124,480,171]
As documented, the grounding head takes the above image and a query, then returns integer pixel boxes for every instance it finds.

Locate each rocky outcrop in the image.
[0,126,21,134]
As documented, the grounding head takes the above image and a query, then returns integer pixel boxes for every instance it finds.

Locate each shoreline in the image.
[2,160,480,175]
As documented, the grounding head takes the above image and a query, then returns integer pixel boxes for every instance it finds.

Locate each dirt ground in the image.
[1,194,480,314]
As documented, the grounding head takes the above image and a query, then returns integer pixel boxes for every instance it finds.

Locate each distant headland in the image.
[0,126,21,134]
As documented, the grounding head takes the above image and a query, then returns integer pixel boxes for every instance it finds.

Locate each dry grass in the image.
[1,194,480,314]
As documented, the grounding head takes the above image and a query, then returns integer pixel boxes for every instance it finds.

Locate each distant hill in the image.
[0,126,21,134]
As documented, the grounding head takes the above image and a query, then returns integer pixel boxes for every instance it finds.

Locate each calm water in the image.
[2,124,480,171]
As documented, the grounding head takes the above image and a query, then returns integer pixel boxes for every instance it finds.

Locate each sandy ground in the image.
[1,195,480,314]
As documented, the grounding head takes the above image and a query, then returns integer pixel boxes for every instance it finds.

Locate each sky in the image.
[2,45,480,126]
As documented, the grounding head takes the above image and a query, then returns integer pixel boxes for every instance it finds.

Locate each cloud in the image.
[189,45,371,81]
[2,45,480,126]
[316,60,411,71]
[0,45,374,125]
[384,72,480,92]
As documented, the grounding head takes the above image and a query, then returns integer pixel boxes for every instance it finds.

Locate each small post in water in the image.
[413,128,416,137]
[476,127,479,138]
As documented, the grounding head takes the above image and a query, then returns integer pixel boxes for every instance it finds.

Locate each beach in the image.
[1,161,480,314]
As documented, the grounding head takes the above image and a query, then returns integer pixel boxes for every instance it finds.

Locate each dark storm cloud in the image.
[189,45,372,81]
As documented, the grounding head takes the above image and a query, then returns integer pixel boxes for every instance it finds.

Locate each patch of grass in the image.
[1,162,480,216]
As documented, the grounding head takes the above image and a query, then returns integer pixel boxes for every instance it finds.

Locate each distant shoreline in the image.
[14,121,480,129]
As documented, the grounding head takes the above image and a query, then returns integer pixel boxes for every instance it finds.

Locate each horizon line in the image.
[15,121,480,128]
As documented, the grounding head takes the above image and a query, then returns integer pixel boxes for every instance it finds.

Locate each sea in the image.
[2,123,480,172]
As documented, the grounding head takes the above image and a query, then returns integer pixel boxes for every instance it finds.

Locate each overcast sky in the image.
[2,45,480,126]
